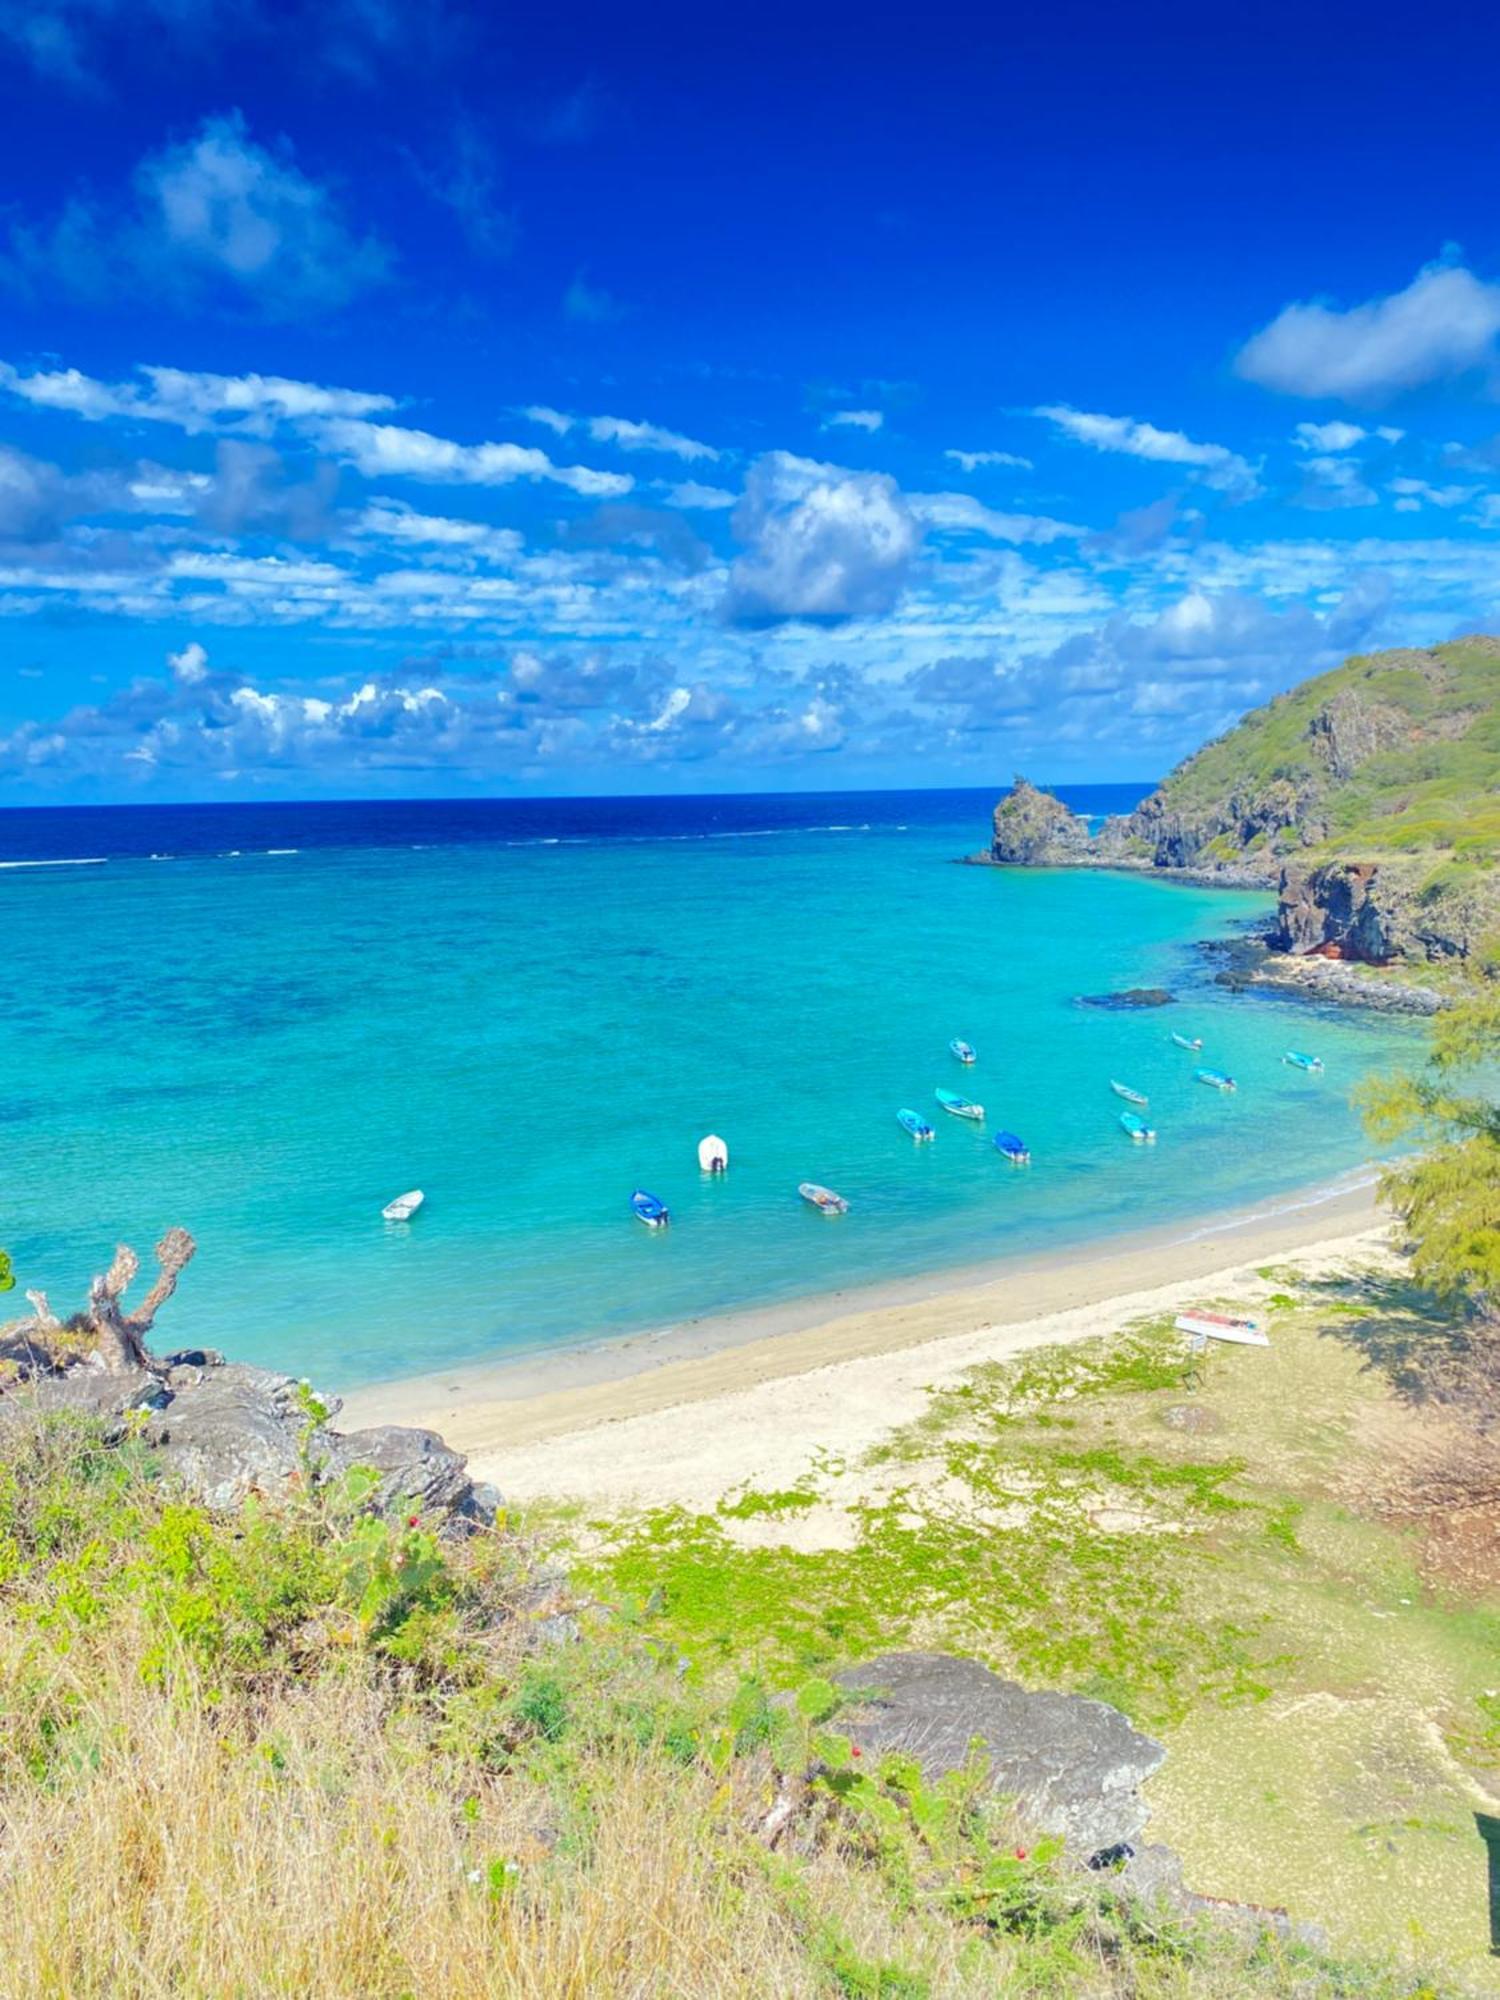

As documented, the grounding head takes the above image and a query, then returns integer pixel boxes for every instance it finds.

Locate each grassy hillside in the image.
[1139,636,1500,868]
[0,1386,1483,1998]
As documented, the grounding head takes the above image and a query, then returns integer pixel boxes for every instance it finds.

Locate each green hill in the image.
[1118,635,1500,874]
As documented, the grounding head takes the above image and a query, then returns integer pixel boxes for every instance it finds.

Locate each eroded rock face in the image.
[834,1651,1164,1857]
[0,1354,496,1531]
[991,776,1092,865]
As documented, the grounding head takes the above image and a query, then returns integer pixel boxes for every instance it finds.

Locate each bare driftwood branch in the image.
[85,1230,197,1373]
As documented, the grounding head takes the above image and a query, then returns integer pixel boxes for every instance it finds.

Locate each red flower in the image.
[407,1515,420,1528]
[850,1746,862,1758]
[1014,1847,1027,1860]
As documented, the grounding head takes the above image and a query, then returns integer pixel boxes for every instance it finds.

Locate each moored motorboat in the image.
[1195,1068,1236,1092]
[630,1189,670,1228]
[897,1107,935,1141]
[993,1130,1030,1164]
[799,1181,848,1214]
[1109,1080,1148,1106]
[381,1188,424,1222]
[949,1038,977,1065]
[1170,1032,1203,1052]
[1283,1051,1323,1073]
[1119,1111,1156,1144]
[1174,1310,1268,1348]
[698,1133,729,1172]
[935,1088,985,1120]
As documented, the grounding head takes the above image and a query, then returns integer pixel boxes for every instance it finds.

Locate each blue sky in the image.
[1,0,1499,801]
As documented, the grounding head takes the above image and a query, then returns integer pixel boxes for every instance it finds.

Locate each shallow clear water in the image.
[2,789,1417,1388]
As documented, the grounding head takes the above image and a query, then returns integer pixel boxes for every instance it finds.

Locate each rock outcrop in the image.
[0,1234,498,1532]
[990,775,1092,865]
[834,1652,1321,1945]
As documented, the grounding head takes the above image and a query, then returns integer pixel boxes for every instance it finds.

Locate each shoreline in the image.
[339,1173,1389,1494]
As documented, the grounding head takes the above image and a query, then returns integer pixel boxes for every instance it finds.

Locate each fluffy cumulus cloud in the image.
[1,113,389,318]
[725,451,920,624]
[1034,405,1259,498]
[1236,260,1500,401]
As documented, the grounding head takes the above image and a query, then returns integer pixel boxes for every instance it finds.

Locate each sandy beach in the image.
[339,1176,1396,1511]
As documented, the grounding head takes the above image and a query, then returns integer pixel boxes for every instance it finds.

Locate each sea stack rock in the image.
[991,776,1092,865]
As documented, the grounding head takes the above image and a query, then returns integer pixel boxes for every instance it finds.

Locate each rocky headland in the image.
[972,636,1500,1008]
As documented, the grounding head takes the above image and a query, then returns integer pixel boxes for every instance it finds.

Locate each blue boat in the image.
[897,1108,935,1141]
[936,1088,984,1121]
[993,1130,1030,1164]
[630,1189,670,1228]
[1283,1050,1324,1073]
[1119,1111,1156,1143]
[1195,1068,1236,1093]
[949,1038,977,1065]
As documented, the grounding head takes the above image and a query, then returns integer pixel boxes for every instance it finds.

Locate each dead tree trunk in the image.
[85,1229,196,1373]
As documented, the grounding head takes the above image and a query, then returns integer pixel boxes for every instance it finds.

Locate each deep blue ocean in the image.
[1,787,1413,1388]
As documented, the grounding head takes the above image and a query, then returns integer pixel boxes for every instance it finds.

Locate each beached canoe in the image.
[949,1038,977,1065]
[935,1088,985,1121]
[799,1181,849,1214]
[1109,1079,1148,1106]
[1170,1032,1203,1052]
[1282,1051,1323,1073]
[630,1189,670,1228]
[897,1108,935,1141]
[1175,1310,1268,1348]
[381,1189,424,1222]
[698,1133,729,1172]
[993,1130,1030,1164]
[1195,1068,1236,1093]
[1119,1111,1156,1144]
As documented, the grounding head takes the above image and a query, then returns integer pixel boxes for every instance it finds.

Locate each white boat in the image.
[1174,1310,1268,1348]
[799,1181,849,1214]
[1170,1032,1203,1053]
[1119,1111,1156,1144]
[949,1038,977,1065]
[698,1133,729,1173]
[382,1189,424,1222]
[935,1088,984,1121]
[1110,1080,1148,1107]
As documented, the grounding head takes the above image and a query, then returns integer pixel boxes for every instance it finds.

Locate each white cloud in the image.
[520,406,719,461]
[662,481,737,510]
[822,409,883,433]
[726,451,919,624]
[1292,455,1378,511]
[319,418,633,497]
[1293,420,1366,453]
[2,112,390,319]
[168,639,209,683]
[1235,260,1500,400]
[0,359,394,435]
[1387,476,1476,511]
[944,448,1033,472]
[1034,404,1258,496]
[908,492,1081,545]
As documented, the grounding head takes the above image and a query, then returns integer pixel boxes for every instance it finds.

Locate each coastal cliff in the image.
[985,635,1500,972]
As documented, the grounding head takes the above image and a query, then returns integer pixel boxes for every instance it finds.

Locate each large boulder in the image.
[991,777,1092,865]
[834,1651,1163,1858]
[0,1352,497,1531]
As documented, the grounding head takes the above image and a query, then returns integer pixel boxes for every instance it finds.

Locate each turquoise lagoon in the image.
[1,790,1418,1389]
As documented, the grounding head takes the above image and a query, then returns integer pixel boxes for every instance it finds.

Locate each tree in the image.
[1359,951,1500,1319]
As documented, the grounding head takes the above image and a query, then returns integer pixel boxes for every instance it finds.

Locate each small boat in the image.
[1171,1032,1203,1053]
[1119,1112,1156,1144]
[630,1189,670,1229]
[949,1038,977,1065]
[381,1188,424,1222]
[799,1181,848,1214]
[698,1133,729,1172]
[1110,1080,1149,1107]
[1195,1068,1236,1093]
[897,1108,935,1142]
[1174,1310,1268,1348]
[1283,1051,1323,1074]
[993,1130,1030,1164]
[935,1089,984,1121]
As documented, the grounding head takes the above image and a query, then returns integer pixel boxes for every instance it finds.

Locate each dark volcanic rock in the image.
[991,775,1092,865]
[1077,988,1175,1010]
[834,1651,1164,1857]
[0,1354,497,1531]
